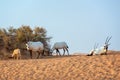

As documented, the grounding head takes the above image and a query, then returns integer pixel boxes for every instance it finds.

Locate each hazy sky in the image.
[0,0,120,54]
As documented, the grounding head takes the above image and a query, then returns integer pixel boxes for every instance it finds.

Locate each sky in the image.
[0,0,120,54]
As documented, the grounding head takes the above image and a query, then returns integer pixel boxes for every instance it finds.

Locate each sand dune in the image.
[0,51,120,80]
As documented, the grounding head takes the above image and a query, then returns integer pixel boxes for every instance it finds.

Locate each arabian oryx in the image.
[87,36,112,56]
[52,42,69,56]
[26,41,44,59]
[87,43,99,56]
[100,36,112,55]
[12,48,21,60]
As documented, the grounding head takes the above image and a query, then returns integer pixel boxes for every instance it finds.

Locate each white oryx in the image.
[12,48,21,60]
[88,36,112,56]
[87,43,99,56]
[26,41,44,59]
[52,42,69,56]
[100,36,112,55]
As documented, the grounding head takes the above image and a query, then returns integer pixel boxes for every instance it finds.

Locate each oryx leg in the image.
[29,50,32,59]
[56,49,58,56]
[37,50,44,59]
[56,49,61,56]
[17,55,18,60]
[63,48,65,56]
[37,51,40,59]
[42,50,44,56]
[13,55,15,59]
[65,48,69,55]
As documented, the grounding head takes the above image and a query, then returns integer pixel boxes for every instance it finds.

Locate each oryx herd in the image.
[12,41,69,59]
[12,36,112,59]
[87,36,112,56]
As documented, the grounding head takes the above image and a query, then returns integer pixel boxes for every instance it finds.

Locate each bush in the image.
[0,25,52,53]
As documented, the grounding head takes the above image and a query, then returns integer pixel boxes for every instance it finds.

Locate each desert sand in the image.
[0,51,120,80]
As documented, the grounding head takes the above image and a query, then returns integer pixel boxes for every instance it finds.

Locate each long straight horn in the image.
[105,36,112,44]
[95,43,98,49]
[94,43,96,50]
[94,43,98,49]
[106,36,112,44]
[105,36,109,44]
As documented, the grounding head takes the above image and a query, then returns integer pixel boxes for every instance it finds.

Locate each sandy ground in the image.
[0,51,120,80]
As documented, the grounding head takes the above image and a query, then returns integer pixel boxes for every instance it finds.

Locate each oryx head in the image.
[104,36,112,50]
[26,41,31,50]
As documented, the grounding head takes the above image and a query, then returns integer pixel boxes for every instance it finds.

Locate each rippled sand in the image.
[0,51,120,80]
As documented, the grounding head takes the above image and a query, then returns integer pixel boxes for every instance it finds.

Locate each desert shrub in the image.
[0,25,52,53]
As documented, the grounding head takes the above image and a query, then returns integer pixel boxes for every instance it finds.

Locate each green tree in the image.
[0,25,52,52]
[33,27,52,46]
[16,25,33,43]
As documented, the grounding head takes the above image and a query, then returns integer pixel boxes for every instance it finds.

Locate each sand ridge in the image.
[0,53,120,80]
